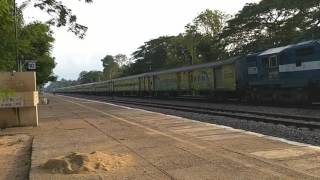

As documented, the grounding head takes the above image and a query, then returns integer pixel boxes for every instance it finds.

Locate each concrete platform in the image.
[1,95,320,179]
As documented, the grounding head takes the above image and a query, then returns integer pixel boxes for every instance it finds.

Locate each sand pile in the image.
[42,151,132,174]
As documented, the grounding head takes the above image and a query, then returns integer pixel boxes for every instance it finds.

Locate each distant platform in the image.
[1,94,320,179]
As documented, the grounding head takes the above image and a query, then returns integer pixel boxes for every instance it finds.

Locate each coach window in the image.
[269,55,278,68]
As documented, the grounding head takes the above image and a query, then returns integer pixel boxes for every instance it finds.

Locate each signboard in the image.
[25,60,37,71]
[0,97,24,108]
[0,89,23,108]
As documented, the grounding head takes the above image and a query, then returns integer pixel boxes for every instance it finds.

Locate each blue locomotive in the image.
[243,40,320,103]
[55,40,320,104]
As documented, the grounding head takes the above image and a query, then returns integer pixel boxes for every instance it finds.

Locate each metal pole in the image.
[13,0,20,71]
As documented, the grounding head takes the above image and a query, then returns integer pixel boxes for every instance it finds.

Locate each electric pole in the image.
[13,0,20,71]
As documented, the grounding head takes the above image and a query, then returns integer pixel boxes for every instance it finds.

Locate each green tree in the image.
[114,54,130,67]
[185,9,229,63]
[101,55,120,79]
[221,0,320,55]
[45,78,78,92]
[78,71,104,84]
[19,22,56,86]
[0,2,57,86]
[130,36,176,74]
[35,55,56,86]
[0,0,17,71]
[189,9,229,37]
[23,0,93,38]
[126,10,230,76]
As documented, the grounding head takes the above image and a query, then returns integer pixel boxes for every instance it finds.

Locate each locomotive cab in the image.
[246,40,320,103]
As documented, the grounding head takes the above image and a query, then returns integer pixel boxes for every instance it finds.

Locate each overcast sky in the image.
[24,0,260,80]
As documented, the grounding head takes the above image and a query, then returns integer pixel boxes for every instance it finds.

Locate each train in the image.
[55,40,320,103]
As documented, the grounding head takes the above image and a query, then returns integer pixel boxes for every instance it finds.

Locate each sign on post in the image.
[25,60,37,71]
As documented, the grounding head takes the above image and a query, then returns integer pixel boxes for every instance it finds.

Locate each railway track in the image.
[71,95,320,130]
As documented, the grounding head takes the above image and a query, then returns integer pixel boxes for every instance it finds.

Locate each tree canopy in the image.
[221,0,320,55]
[45,78,78,92]
[78,70,104,84]
[121,9,229,76]
[27,0,93,38]
[122,1,320,76]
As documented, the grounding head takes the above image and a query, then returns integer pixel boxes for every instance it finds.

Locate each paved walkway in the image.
[2,95,320,179]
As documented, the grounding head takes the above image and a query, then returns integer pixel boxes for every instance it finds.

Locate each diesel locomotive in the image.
[55,40,320,103]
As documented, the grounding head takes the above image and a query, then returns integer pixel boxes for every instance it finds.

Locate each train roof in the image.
[258,45,293,56]
[150,56,241,76]
[258,40,320,56]
[55,56,242,91]
[112,56,242,81]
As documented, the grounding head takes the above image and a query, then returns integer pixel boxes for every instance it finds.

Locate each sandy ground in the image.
[0,134,32,180]
[42,151,133,174]
[1,95,320,179]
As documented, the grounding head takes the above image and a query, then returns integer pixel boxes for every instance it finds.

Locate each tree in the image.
[45,78,78,92]
[185,9,229,63]
[101,55,120,79]
[23,0,93,38]
[0,2,57,86]
[125,10,230,76]
[19,22,57,86]
[130,36,175,74]
[78,71,104,84]
[221,0,320,55]
[35,55,56,85]
[189,9,230,37]
[0,0,18,71]
[114,54,130,67]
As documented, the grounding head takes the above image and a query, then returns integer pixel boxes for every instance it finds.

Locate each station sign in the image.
[25,60,37,71]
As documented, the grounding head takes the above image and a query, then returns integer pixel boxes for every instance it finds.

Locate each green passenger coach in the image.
[55,56,245,99]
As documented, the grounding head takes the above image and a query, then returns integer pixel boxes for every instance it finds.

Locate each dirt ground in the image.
[0,134,32,180]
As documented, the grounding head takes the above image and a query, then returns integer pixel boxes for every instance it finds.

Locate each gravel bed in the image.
[112,102,320,146]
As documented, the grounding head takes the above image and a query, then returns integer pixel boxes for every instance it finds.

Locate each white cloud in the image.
[23,0,261,80]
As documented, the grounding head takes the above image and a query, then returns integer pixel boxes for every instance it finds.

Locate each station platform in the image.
[1,95,320,179]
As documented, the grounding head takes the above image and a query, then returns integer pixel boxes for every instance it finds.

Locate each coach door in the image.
[177,72,181,91]
[214,67,224,89]
[148,76,153,93]
[139,77,143,93]
[152,75,156,92]
[267,55,279,79]
[188,71,194,92]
